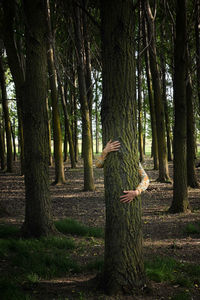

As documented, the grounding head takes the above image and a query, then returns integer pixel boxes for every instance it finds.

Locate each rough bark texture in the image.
[0,54,13,173]
[73,4,94,191]
[101,0,146,295]
[21,0,55,237]
[145,0,170,181]
[169,0,189,213]
[46,0,65,184]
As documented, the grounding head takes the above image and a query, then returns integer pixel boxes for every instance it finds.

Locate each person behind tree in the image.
[96,140,149,203]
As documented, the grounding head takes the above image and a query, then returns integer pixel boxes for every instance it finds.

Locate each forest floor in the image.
[0,158,200,300]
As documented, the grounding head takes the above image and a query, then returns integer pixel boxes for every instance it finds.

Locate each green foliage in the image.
[55,218,104,238]
[145,256,200,290]
[184,223,200,234]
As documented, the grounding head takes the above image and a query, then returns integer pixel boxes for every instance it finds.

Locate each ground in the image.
[0,158,200,299]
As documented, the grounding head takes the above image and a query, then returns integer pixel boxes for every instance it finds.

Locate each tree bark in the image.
[0,53,13,173]
[73,3,94,191]
[46,0,65,184]
[21,0,56,237]
[101,0,146,294]
[169,0,189,213]
[0,117,6,170]
[144,0,170,181]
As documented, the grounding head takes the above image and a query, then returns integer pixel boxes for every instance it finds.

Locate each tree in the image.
[46,0,66,184]
[21,0,55,237]
[2,0,25,175]
[144,0,171,181]
[73,2,95,191]
[101,0,146,294]
[169,0,189,213]
[0,52,13,172]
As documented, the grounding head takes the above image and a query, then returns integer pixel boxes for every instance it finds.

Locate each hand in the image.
[103,140,121,155]
[120,190,140,203]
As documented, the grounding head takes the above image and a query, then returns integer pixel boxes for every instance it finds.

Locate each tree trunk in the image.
[137,0,144,163]
[160,24,172,162]
[46,96,53,166]
[59,81,76,169]
[169,0,189,213]
[2,0,25,175]
[186,72,199,188]
[21,0,56,237]
[0,118,6,170]
[46,0,65,184]
[101,0,146,294]
[195,0,200,113]
[142,17,158,169]
[11,120,17,161]
[145,0,170,181]
[0,53,13,173]
[73,3,94,191]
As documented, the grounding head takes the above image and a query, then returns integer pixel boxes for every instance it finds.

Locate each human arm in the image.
[95,140,121,168]
[120,162,149,203]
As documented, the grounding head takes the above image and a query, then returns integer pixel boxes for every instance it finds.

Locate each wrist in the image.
[136,189,141,196]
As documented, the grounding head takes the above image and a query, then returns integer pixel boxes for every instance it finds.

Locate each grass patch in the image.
[171,291,192,300]
[145,256,200,290]
[0,224,20,238]
[184,223,200,234]
[55,218,104,238]
[0,278,31,300]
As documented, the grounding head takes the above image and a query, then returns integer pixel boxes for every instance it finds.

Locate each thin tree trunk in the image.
[0,53,13,172]
[46,0,65,184]
[73,3,94,191]
[195,0,200,113]
[160,24,172,161]
[138,0,144,163]
[142,17,158,169]
[21,0,56,237]
[11,120,17,161]
[46,96,53,166]
[186,72,199,188]
[0,120,6,170]
[144,0,170,181]
[169,0,189,213]
[101,0,146,294]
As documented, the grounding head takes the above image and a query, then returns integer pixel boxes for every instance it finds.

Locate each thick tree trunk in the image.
[21,0,56,237]
[142,17,158,169]
[73,4,94,191]
[169,0,189,213]
[101,0,146,294]
[145,0,170,181]
[46,0,65,184]
[0,53,13,173]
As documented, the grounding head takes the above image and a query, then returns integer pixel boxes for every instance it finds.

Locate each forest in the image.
[0,0,200,299]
